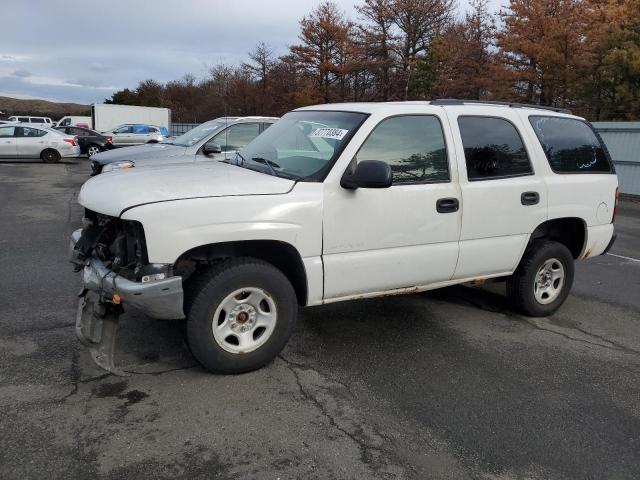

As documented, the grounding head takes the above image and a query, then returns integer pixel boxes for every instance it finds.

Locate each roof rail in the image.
[430,98,572,114]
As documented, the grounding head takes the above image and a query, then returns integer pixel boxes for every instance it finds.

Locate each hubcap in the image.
[212,287,277,354]
[534,258,565,305]
[88,147,99,156]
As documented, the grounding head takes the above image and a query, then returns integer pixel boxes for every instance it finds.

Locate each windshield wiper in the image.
[251,157,280,178]
[234,151,246,167]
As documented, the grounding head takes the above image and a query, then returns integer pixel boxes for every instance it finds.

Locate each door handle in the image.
[436,197,459,213]
[521,191,540,206]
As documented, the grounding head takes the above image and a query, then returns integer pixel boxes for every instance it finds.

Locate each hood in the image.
[78,161,295,217]
[93,143,188,164]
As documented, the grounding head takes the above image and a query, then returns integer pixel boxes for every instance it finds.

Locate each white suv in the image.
[71,100,618,374]
[7,116,54,127]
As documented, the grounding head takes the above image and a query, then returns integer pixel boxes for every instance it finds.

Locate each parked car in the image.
[0,125,79,162]
[101,124,169,147]
[70,100,618,375]
[55,116,92,128]
[54,125,114,157]
[91,103,171,132]
[91,116,278,174]
[7,116,54,127]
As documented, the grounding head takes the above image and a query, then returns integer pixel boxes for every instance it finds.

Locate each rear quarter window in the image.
[529,116,612,173]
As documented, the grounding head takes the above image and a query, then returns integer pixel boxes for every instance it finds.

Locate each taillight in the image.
[63,138,77,147]
[105,136,113,143]
[612,187,619,223]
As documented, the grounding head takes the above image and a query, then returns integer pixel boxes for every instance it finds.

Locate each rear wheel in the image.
[185,257,298,374]
[507,240,574,317]
[86,144,102,157]
[41,149,61,163]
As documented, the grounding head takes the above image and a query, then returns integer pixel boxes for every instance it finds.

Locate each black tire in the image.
[507,240,574,317]
[41,149,61,163]
[185,257,298,374]
[86,144,102,157]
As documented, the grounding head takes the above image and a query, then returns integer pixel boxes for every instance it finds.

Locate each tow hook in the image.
[75,292,128,376]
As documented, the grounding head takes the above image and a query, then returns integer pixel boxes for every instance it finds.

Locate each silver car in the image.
[0,124,80,162]
[103,124,168,146]
[92,116,278,174]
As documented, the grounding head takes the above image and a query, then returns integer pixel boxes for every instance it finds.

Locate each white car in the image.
[7,116,54,127]
[71,100,618,374]
[0,124,80,162]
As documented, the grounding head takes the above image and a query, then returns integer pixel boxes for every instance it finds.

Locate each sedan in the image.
[0,125,80,162]
[55,126,114,157]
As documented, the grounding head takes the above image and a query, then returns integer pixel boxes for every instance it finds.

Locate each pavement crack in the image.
[122,363,200,376]
[278,354,383,467]
[520,317,640,356]
[443,291,640,356]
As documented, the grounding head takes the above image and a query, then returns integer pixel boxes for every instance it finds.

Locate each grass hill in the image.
[0,96,91,120]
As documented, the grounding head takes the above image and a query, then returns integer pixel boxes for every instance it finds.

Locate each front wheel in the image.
[185,258,298,374]
[507,240,574,317]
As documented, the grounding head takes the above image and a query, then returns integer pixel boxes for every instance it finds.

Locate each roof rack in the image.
[430,99,572,114]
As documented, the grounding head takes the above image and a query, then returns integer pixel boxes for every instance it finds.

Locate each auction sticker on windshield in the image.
[310,128,349,140]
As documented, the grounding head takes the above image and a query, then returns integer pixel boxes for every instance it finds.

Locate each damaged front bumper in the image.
[70,228,184,375]
[70,229,185,320]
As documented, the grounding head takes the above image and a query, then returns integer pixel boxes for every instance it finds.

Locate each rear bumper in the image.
[62,146,81,158]
[602,232,617,255]
[70,229,185,319]
[583,224,616,259]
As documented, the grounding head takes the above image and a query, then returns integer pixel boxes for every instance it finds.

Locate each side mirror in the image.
[341,160,392,189]
[203,143,222,155]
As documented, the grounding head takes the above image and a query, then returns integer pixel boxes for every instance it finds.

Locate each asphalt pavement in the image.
[0,159,638,479]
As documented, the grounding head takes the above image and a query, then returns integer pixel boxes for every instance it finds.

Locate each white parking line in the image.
[606,253,640,263]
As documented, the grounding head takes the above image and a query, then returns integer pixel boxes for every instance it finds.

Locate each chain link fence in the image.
[171,123,200,137]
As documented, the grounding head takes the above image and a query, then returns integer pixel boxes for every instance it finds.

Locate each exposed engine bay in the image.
[70,209,150,281]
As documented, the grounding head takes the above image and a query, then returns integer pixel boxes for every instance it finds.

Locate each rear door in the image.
[69,127,88,149]
[130,125,150,144]
[15,126,48,158]
[446,109,548,279]
[0,126,17,158]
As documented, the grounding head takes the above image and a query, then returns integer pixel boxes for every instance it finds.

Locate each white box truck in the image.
[91,104,171,132]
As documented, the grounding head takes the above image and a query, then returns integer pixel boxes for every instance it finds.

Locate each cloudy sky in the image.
[0,0,504,105]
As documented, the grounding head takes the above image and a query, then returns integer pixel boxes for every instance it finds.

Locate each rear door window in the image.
[529,116,612,173]
[132,125,150,134]
[17,127,47,137]
[458,116,533,180]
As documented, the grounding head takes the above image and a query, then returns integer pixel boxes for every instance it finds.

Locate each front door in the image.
[322,112,462,300]
[446,109,548,279]
[0,126,17,158]
[111,126,133,146]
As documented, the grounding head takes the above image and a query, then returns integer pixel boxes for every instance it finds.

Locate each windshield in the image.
[172,120,226,147]
[237,111,367,180]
